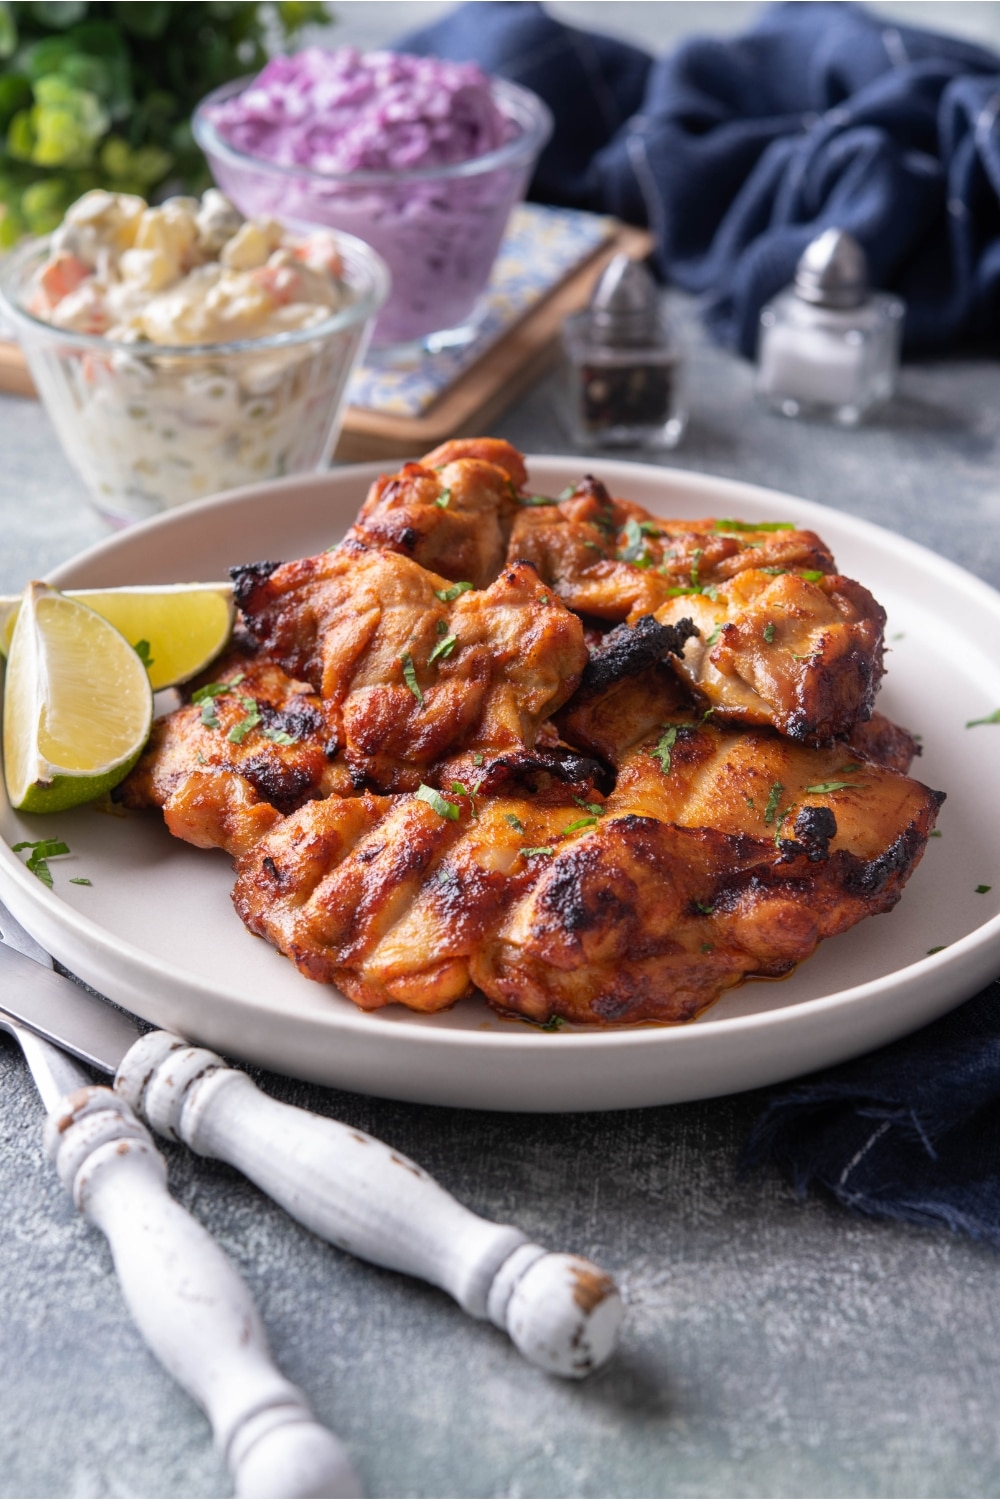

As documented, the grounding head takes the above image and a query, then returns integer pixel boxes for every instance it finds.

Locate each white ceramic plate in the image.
[2,459,999,1112]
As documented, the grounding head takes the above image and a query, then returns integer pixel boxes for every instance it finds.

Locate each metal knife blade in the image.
[0,902,139,1074]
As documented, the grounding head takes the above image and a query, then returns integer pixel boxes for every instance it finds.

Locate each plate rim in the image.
[3,455,999,1075]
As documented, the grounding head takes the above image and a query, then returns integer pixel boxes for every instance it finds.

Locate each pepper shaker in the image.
[561,254,686,449]
[756,229,905,424]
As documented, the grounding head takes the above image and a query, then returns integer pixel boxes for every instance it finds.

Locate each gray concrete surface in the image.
[3,5,1000,1497]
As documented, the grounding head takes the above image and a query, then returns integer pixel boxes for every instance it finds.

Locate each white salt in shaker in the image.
[756,229,905,424]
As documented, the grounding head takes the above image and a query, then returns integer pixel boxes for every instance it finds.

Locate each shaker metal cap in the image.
[589,253,666,346]
[794,228,869,309]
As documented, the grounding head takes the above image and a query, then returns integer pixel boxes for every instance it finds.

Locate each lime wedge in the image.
[3,582,153,814]
[0,582,234,691]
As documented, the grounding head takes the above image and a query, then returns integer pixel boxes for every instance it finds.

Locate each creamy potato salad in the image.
[16,190,369,522]
[31,188,349,344]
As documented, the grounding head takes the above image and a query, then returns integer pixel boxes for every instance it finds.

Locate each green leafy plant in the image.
[0,1,330,246]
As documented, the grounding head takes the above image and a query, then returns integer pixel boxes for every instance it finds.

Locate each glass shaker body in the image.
[756,288,905,425]
[561,308,686,450]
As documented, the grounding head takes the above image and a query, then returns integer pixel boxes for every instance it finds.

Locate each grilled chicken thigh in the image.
[344,438,526,589]
[232,674,941,1025]
[508,475,886,742]
[231,549,587,792]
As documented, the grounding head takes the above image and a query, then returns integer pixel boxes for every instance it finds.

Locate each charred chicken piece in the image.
[654,567,886,742]
[117,650,350,856]
[508,475,886,742]
[342,438,526,589]
[123,547,589,853]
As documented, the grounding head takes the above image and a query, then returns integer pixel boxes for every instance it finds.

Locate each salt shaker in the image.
[561,254,686,449]
[756,229,904,424]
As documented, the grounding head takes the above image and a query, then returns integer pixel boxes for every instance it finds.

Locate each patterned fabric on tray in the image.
[346,202,614,417]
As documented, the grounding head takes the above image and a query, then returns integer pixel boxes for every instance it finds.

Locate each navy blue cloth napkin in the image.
[399,0,1000,355]
[742,982,1000,1245]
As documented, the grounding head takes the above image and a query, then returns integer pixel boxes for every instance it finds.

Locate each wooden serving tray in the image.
[0,221,652,462]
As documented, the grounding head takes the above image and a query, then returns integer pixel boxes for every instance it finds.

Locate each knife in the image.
[0,905,360,1499]
[0,898,624,1379]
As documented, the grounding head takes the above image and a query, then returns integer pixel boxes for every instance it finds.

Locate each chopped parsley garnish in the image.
[505,813,525,834]
[791,651,816,660]
[652,725,680,775]
[966,708,1000,728]
[746,796,755,811]
[558,484,578,500]
[930,830,942,838]
[705,623,723,647]
[191,674,246,729]
[573,797,604,816]
[473,752,484,766]
[804,781,863,794]
[262,727,296,746]
[564,817,598,833]
[618,516,650,566]
[227,698,261,744]
[133,639,154,670]
[665,585,702,597]
[800,570,825,583]
[763,623,775,643]
[400,651,424,706]
[519,494,557,507]
[70,877,92,886]
[13,837,70,888]
[976,884,992,894]
[428,633,457,666]
[416,784,460,820]
[714,519,795,533]
[540,594,550,604]
[700,942,715,954]
[927,946,946,955]
[760,567,787,576]
[520,846,554,858]
[840,763,862,773]
[435,487,452,508]
[702,584,720,601]
[434,581,473,602]
[191,675,245,703]
[539,1015,566,1030]
[764,782,784,825]
[690,547,704,589]
[449,776,484,819]
[639,521,664,536]
[694,900,715,915]
[583,540,604,552]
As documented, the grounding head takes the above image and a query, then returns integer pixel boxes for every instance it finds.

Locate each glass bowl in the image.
[0,229,389,528]
[193,75,552,351]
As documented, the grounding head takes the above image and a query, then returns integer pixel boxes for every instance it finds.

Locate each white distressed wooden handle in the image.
[45,1085,362,1499]
[117,1033,624,1379]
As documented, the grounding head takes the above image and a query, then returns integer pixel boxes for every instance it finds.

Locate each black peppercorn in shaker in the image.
[561,254,685,449]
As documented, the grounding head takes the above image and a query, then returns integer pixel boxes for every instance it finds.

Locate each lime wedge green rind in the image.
[10,751,147,815]
[3,583,154,816]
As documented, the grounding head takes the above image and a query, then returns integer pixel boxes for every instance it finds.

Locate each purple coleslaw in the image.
[209,48,513,174]
[196,48,551,346]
